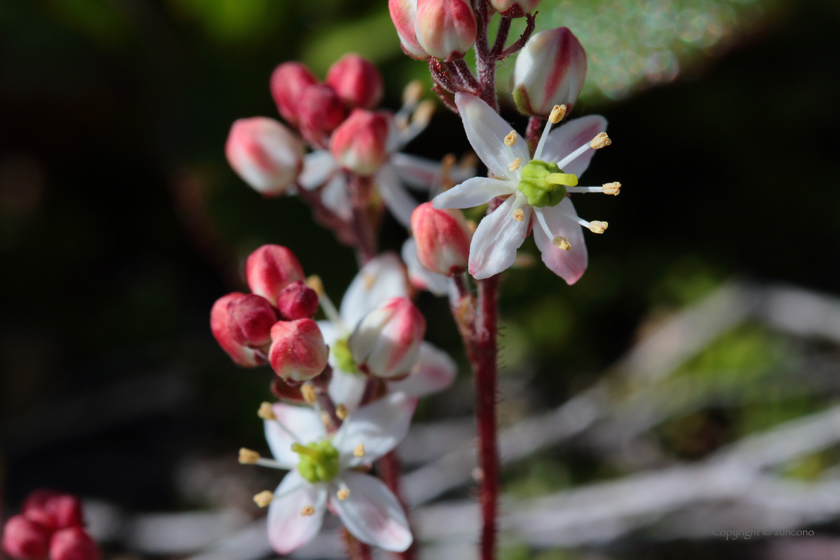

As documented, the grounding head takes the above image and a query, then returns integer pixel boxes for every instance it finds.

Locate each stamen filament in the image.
[255,457,286,470]
[306,275,344,330]
[533,119,553,161]
[566,183,621,195]
[534,209,554,240]
[554,205,594,230]
[557,142,591,170]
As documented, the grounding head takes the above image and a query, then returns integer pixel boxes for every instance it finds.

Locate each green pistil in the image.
[332,336,359,374]
[517,159,578,208]
[293,441,340,483]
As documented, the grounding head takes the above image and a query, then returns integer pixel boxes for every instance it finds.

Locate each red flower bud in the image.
[487,0,541,18]
[23,491,83,531]
[411,202,471,276]
[225,118,304,197]
[512,27,587,118]
[227,294,278,348]
[245,245,305,306]
[389,0,430,60]
[211,293,266,367]
[270,62,319,127]
[330,109,391,176]
[326,54,384,110]
[296,84,346,146]
[415,0,477,61]
[268,319,328,384]
[275,281,319,321]
[2,515,50,560]
[49,528,100,560]
[349,297,426,380]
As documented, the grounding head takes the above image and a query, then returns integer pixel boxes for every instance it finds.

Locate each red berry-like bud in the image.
[296,84,346,146]
[225,118,304,197]
[270,62,319,127]
[268,319,328,384]
[325,54,384,110]
[2,515,50,560]
[411,202,471,276]
[275,281,319,320]
[415,0,477,61]
[211,293,266,367]
[389,0,430,59]
[330,109,391,176]
[227,294,278,348]
[49,528,100,560]
[245,245,305,306]
[349,297,426,380]
[487,0,541,17]
[23,491,83,531]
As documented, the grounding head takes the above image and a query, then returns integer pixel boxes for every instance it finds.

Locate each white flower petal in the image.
[265,404,326,466]
[320,173,353,221]
[298,150,338,190]
[540,115,607,178]
[388,342,456,397]
[468,194,531,279]
[390,152,440,191]
[377,164,417,228]
[533,199,588,285]
[327,367,367,414]
[340,253,410,327]
[401,237,451,296]
[432,177,516,210]
[455,93,530,181]
[332,392,417,467]
[332,472,412,552]
[267,472,327,555]
[317,320,340,346]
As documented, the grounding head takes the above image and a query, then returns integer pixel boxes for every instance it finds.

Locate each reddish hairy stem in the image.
[452,59,482,93]
[347,174,377,265]
[525,116,544,154]
[490,16,512,57]
[341,528,372,560]
[378,451,417,560]
[499,13,536,61]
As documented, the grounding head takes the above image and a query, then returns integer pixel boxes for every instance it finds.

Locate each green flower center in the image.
[293,440,340,483]
[516,159,578,208]
[332,336,359,374]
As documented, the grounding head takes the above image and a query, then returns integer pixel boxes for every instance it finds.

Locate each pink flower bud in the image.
[487,0,541,18]
[2,515,50,560]
[389,0,430,59]
[411,202,471,276]
[512,27,587,118]
[227,294,278,348]
[225,118,304,197]
[296,84,346,146]
[245,245,305,306]
[275,281,319,321]
[211,293,266,368]
[270,62,319,127]
[325,54,384,110]
[268,319,328,384]
[329,109,391,176]
[349,297,426,380]
[415,0,477,61]
[49,528,100,560]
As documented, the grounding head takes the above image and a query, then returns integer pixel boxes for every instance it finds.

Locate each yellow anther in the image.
[512,208,525,222]
[412,100,436,127]
[466,219,478,234]
[589,221,609,234]
[504,131,518,146]
[590,132,612,149]
[253,491,274,507]
[301,383,317,404]
[337,489,350,501]
[300,506,316,517]
[509,158,522,172]
[513,253,536,268]
[257,402,276,420]
[305,275,325,296]
[403,80,424,106]
[602,182,621,195]
[353,444,365,458]
[549,104,567,124]
[239,448,260,464]
[459,153,478,171]
[320,411,332,428]
[363,273,376,291]
[553,237,572,251]
[336,404,348,420]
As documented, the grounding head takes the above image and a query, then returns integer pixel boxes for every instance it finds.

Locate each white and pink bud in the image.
[270,62,319,127]
[211,293,266,368]
[245,245,305,306]
[330,109,391,176]
[275,281,319,321]
[2,515,50,560]
[49,528,100,560]
[411,202,471,276]
[415,0,477,61]
[349,297,426,380]
[326,54,384,110]
[389,0,430,60]
[487,0,542,18]
[512,27,587,118]
[296,84,347,146]
[268,319,329,384]
[225,117,304,197]
[227,294,278,348]
[22,491,83,531]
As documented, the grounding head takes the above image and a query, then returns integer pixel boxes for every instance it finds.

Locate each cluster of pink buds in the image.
[211,244,327,386]
[2,490,99,560]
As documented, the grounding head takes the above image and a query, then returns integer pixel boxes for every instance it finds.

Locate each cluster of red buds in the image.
[2,490,99,560]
